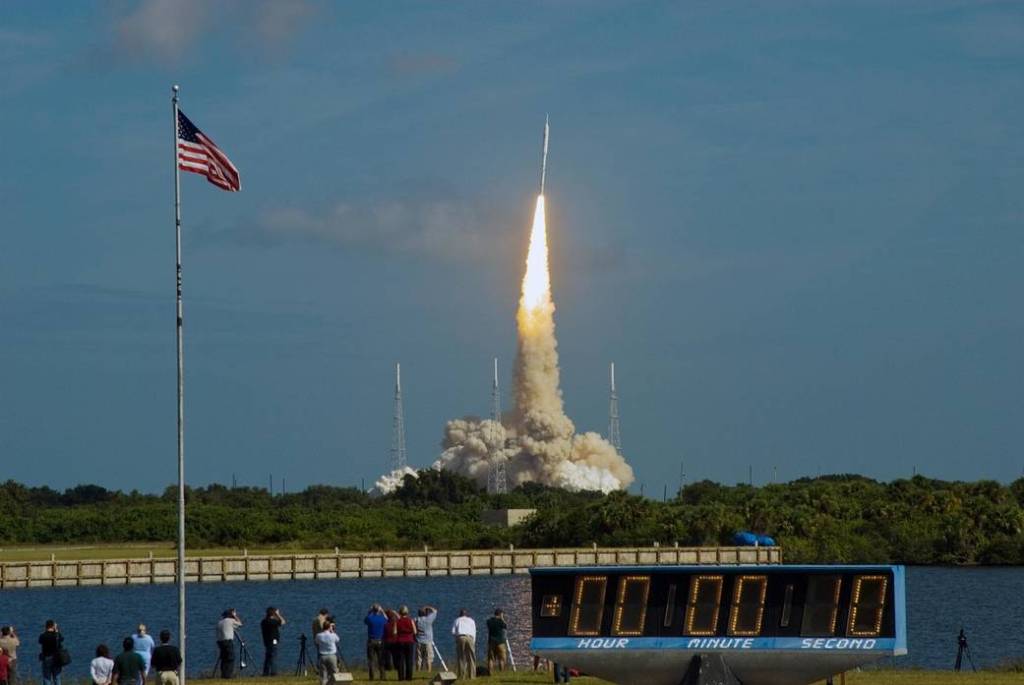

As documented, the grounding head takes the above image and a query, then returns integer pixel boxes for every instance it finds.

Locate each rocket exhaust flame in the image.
[520,195,551,320]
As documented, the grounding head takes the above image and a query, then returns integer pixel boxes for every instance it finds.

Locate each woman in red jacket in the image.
[395,606,417,681]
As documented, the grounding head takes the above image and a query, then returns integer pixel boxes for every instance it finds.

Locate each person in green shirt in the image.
[485,609,509,673]
[112,638,145,685]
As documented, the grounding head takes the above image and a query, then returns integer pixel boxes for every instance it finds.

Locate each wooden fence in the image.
[0,545,781,589]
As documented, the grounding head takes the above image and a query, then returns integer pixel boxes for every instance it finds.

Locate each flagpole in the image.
[172,83,187,684]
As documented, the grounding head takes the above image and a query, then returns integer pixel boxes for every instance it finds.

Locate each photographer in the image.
[313,621,340,685]
[363,605,387,681]
[260,608,286,676]
[486,609,508,673]
[37,621,63,685]
[215,610,242,679]
[414,606,437,672]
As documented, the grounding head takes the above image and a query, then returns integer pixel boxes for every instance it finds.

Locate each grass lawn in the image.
[0,544,329,562]
[182,669,1024,685]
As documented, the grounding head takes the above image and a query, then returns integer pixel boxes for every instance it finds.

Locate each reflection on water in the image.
[0,566,1019,676]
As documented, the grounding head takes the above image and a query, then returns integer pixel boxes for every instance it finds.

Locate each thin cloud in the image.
[202,193,520,264]
[110,0,317,65]
[388,52,460,78]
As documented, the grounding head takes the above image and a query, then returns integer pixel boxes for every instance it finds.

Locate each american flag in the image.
[177,110,240,192]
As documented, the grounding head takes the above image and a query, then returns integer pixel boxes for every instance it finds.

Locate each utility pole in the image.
[390,362,407,472]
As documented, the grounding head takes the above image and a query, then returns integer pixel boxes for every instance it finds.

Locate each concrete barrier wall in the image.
[0,546,782,589]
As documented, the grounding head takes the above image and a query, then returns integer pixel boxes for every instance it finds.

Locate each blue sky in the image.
[1,1,1021,494]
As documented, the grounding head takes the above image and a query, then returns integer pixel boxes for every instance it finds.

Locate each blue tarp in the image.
[733,531,776,546]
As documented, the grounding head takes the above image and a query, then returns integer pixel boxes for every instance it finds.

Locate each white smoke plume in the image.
[372,466,418,496]
[432,196,635,493]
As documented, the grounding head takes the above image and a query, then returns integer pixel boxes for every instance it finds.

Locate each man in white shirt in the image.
[215,610,242,679]
[451,609,476,680]
[314,621,340,685]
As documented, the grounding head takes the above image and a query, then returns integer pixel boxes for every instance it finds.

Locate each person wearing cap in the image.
[215,610,242,679]
[260,607,286,676]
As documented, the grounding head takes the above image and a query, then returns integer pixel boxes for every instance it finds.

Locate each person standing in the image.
[131,626,155,678]
[112,638,145,685]
[215,609,242,679]
[1,646,11,685]
[0,627,20,685]
[260,607,286,676]
[413,606,437,672]
[311,609,330,643]
[37,620,63,685]
[485,609,508,673]
[90,645,114,685]
[394,607,416,681]
[383,610,400,679]
[364,604,387,681]
[451,609,476,680]
[150,631,181,685]
[314,621,340,685]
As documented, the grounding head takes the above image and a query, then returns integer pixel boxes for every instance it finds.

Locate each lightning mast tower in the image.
[608,362,622,454]
[390,362,407,472]
[488,357,508,494]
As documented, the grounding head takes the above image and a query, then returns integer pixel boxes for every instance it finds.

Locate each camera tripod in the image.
[295,634,318,676]
[954,628,976,672]
[212,633,252,678]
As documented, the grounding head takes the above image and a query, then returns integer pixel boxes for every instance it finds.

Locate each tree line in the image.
[1,472,1022,564]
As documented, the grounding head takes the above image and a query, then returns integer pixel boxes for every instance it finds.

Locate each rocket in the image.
[540,114,550,195]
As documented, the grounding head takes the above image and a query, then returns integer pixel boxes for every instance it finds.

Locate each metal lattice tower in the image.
[390,362,407,472]
[488,357,508,494]
[608,362,622,454]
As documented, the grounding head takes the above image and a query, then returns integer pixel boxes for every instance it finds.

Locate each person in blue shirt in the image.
[364,605,388,680]
[131,625,156,677]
